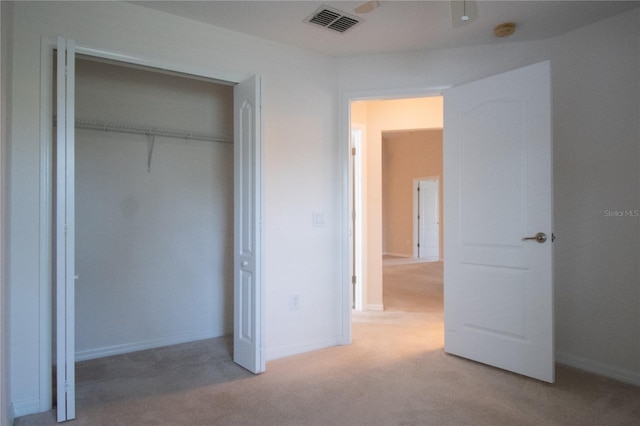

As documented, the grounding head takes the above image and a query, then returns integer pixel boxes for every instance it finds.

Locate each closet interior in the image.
[58,56,235,365]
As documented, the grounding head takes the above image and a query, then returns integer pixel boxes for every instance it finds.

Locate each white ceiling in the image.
[134,1,640,57]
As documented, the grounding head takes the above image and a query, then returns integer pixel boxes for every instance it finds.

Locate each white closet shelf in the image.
[54,116,231,144]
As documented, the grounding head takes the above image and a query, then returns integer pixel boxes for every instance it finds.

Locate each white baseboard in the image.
[266,336,341,361]
[366,304,384,311]
[8,402,15,425]
[420,256,439,261]
[556,351,640,386]
[383,252,412,258]
[11,398,40,418]
[75,329,225,362]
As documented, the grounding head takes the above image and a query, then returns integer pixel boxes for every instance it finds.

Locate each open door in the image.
[55,36,76,422]
[443,61,554,382]
[233,75,265,373]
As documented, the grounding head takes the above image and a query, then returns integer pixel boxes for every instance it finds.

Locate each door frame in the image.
[350,124,365,311]
[413,177,440,260]
[340,87,448,342]
[38,36,264,413]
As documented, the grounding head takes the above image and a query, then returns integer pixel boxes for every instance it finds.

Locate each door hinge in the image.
[351,147,356,156]
[352,275,356,284]
[552,233,556,242]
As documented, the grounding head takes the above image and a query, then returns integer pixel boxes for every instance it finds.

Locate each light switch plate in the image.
[312,211,326,227]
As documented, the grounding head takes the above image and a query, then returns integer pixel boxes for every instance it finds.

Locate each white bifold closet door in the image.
[55,36,76,422]
[233,76,265,374]
[53,37,265,423]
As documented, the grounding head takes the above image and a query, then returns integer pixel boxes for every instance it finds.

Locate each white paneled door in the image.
[55,36,76,422]
[233,76,265,374]
[443,61,554,382]
[417,179,439,260]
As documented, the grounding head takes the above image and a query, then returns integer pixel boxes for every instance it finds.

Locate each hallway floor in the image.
[383,259,442,313]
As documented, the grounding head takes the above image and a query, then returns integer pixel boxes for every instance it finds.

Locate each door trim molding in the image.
[38,36,55,414]
[339,87,448,343]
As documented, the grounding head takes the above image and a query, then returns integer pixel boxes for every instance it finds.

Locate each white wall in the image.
[341,8,640,384]
[551,9,640,383]
[7,0,640,419]
[1,2,13,425]
[338,39,551,93]
[73,59,234,360]
[8,1,341,416]
[382,130,443,258]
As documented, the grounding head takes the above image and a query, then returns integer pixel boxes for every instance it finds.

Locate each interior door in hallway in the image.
[443,61,554,382]
[417,178,439,260]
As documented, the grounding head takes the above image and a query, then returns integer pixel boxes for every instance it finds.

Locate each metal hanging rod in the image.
[54,117,231,144]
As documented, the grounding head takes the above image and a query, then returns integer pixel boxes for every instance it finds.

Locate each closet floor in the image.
[74,334,246,407]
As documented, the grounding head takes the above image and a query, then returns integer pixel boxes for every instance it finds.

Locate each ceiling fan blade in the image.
[450,0,479,27]
[355,0,380,14]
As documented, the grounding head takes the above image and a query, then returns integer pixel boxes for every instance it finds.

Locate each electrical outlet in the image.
[289,294,300,311]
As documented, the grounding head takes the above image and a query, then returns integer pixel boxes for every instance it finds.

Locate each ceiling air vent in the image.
[306,6,360,33]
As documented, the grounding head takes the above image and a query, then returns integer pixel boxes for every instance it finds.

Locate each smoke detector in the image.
[306,5,361,33]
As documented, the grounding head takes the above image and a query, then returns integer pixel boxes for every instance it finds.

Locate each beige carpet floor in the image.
[15,261,640,425]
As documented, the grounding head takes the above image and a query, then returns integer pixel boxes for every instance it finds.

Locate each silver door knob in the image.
[522,232,547,243]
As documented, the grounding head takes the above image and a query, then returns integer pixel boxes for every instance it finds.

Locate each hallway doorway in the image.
[348,96,443,314]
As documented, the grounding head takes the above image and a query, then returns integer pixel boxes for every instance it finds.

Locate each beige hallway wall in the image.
[382,130,443,257]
